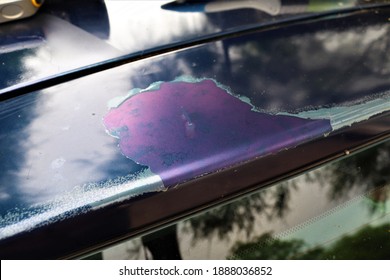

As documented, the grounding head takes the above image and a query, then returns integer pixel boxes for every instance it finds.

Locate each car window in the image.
[93,139,390,260]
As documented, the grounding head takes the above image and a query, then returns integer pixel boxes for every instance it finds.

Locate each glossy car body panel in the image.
[0,1,389,259]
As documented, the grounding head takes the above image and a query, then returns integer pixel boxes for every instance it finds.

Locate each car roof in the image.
[0,0,390,259]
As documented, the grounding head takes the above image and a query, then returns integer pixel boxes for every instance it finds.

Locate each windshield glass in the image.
[94,139,390,260]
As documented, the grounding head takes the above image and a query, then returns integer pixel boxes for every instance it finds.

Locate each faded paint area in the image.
[278,91,390,130]
[103,78,332,186]
[1,80,388,241]
[0,169,164,240]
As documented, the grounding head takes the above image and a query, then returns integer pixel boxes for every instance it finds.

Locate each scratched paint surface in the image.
[103,78,332,186]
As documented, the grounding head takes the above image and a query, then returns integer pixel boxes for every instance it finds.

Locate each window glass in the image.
[91,139,390,260]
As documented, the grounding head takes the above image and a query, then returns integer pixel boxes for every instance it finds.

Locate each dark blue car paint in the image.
[0,1,389,259]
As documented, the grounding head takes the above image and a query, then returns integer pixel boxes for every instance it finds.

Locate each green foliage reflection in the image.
[230,223,390,260]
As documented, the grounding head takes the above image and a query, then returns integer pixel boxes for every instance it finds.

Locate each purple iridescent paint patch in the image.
[103,78,331,186]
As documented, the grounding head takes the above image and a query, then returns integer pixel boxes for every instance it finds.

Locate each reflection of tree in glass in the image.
[141,141,389,259]
[232,140,390,261]
[313,141,389,212]
[185,182,296,241]
[229,223,390,259]
[321,223,390,260]
[141,182,295,260]
[229,232,323,260]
